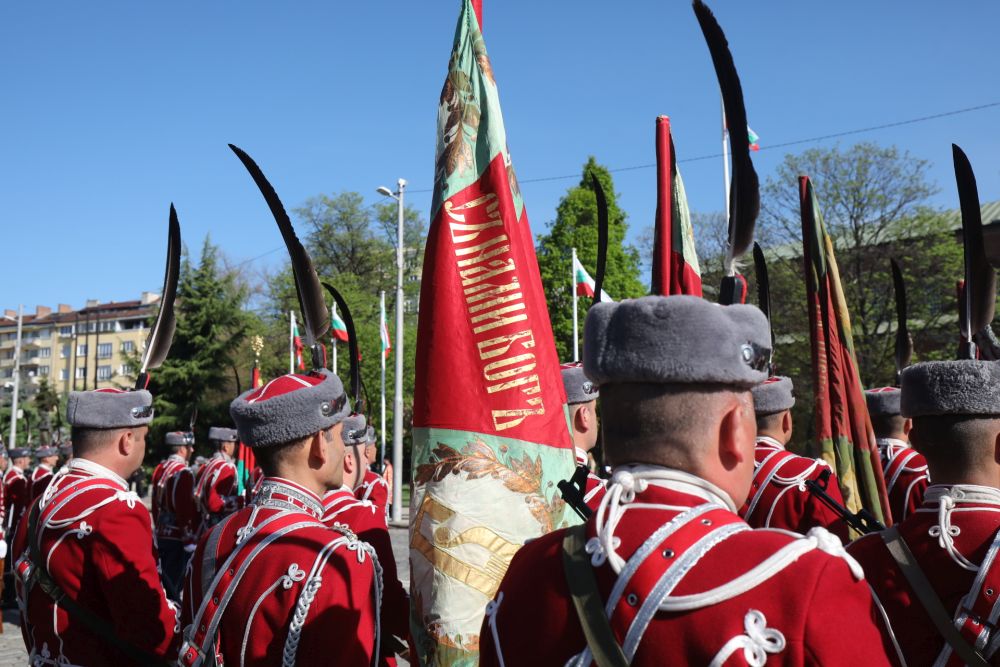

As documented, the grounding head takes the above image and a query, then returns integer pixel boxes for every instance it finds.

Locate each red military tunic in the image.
[740,436,850,542]
[13,457,179,665]
[356,469,390,516]
[876,437,929,522]
[849,484,1000,666]
[3,466,29,538]
[152,454,198,543]
[575,447,607,512]
[480,465,895,666]
[180,477,380,667]
[194,451,239,532]
[324,487,409,649]
[29,464,55,504]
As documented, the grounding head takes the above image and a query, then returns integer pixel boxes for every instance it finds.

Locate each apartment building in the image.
[0,293,160,398]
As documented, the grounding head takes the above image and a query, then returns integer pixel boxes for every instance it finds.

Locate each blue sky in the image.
[2,1,999,311]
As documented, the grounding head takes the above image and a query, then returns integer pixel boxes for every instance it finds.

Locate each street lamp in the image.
[376,179,406,523]
[1,305,23,449]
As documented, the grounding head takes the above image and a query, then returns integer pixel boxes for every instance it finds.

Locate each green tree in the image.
[536,157,646,361]
[734,143,962,449]
[147,236,253,457]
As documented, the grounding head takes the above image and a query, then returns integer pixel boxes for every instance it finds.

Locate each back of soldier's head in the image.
[865,387,907,440]
[902,361,1000,483]
[583,296,770,476]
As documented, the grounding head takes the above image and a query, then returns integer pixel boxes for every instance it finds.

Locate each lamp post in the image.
[377,179,406,523]
[1,305,23,448]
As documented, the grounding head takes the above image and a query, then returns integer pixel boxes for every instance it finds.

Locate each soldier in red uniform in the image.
[4,448,31,540]
[28,445,60,503]
[151,430,197,601]
[480,296,895,666]
[356,426,390,516]
[193,426,240,533]
[850,361,1000,666]
[561,361,606,512]
[740,376,850,541]
[180,370,381,667]
[865,386,929,522]
[13,388,180,665]
[323,414,409,663]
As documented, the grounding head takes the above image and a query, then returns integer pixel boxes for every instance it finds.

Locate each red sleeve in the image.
[94,503,180,661]
[203,464,236,514]
[354,509,409,640]
[805,470,851,542]
[803,556,898,666]
[173,470,198,537]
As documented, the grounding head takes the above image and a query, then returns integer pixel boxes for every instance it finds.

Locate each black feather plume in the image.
[136,204,180,388]
[322,283,361,412]
[591,173,609,306]
[890,258,912,381]
[953,144,995,358]
[229,144,330,367]
[693,0,759,275]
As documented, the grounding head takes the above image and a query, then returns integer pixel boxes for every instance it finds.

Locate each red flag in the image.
[410,1,576,662]
[650,116,702,296]
[800,175,891,531]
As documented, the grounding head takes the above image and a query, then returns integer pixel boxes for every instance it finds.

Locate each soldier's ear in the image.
[903,418,913,437]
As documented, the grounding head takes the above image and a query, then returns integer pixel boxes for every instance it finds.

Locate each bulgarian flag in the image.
[291,311,306,371]
[411,1,577,663]
[331,307,349,343]
[800,175,891,532]
[748,125,760,151]
[380,315,391,360]
[573,252,612,301]
[650,115,702,296]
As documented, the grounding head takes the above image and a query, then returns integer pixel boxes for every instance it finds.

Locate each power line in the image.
[406,101,1000,193]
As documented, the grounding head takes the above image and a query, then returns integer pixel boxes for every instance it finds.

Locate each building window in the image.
[97,365,112,381]
[60,344,70,359]
[121,340,135,354]
[59,326,73,337]
[38,365,50,377]
[76,344,87,356]
[38,347,51,358]
[60,368,68,381]
[75,367,87,379]
[98,343,112,359]
[118,364,133,377]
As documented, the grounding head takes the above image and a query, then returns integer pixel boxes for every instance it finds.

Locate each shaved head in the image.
[910,415,1000,483]
[600,382,751,470]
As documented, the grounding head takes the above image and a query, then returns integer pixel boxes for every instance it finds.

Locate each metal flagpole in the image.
[391,178,406,523]
[9,305,22,447]
[572,247,579,362]
[331,304,338,374]
[721,94,731,226]
[288,310,294,374]
[380,290,387,469]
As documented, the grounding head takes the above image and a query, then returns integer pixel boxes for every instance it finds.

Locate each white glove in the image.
[183,543,197,554]
[0,539,9,560]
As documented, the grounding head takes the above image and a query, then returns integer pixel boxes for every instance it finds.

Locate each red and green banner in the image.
[410,1,577,663]
[650,116,702,296]
[292,321,306,371]
[800,175,891,532]
[573,252,611,300]
[235,365,262,496]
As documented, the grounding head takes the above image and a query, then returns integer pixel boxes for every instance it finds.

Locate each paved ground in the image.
[0,515,412,666]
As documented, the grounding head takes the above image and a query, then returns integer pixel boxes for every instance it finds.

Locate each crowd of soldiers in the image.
[0,291,995,665]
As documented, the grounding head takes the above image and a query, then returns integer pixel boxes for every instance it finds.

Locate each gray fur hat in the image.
[9,448,31,459]
[208,426,239,443]
[164,431,195,447]
[66,389,154,429]
[865,387,901,417]
[230,369,351,448]
[561,362,600,405]
[901,360,1000,417]
[35,446,58,458]
[342,414,368,447]
[583,295,771,389]
[58,443,73,457]
[751,376,795,416]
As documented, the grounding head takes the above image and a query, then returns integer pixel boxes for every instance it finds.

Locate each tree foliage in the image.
[147,236,253,457]
[536,157,646,361]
